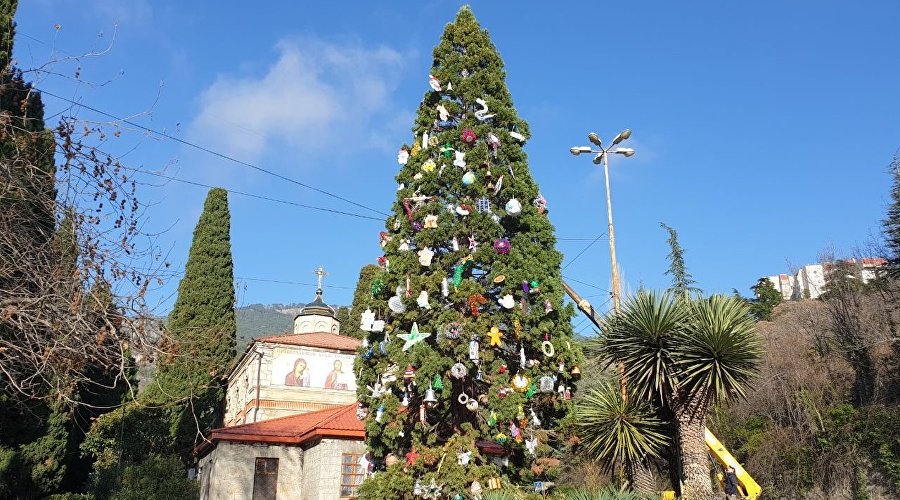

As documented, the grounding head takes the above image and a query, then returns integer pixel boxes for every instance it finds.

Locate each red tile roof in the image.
[206,403,364,449]
[257,332,361,352]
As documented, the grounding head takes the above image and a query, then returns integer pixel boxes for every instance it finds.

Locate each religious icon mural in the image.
[284,357,311,387]
[272,348,356,391]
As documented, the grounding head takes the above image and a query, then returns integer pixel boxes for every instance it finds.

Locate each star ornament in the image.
[398,322,432,351]
[486,326,503,347]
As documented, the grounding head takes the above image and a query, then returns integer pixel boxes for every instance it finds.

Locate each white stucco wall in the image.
[198,441,304,500]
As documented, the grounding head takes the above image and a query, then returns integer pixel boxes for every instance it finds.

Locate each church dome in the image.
[298,289,335,318]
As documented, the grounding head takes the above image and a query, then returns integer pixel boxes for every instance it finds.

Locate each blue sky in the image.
[15,1,900,329]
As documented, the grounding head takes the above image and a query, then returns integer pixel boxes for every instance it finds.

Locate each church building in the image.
[197,273,367,500]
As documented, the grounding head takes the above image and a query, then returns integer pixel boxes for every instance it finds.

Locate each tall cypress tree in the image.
[346,264,380,339]
[883,153,900,279]
[356,8,582,497]
[145,187,236,452]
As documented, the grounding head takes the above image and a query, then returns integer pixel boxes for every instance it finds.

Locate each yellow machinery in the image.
[706,428,762,499]
[562,281,762,499]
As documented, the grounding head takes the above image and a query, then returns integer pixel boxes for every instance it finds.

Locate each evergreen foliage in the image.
[883,153,900,279]
[109,454,198,500]
[346,264,381,339]
[355,7,582,496]
[659,223,699,299]
[142,187,236,456]
[749,278,782,321]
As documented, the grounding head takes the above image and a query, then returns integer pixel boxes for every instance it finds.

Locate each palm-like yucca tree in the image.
[576,382,669,493]
[594,291,761,499]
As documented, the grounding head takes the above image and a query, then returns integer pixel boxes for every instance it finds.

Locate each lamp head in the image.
[587,132,603,147]
[611,129,632,145]
[613,147,635,157]
[592,152,604,165]
[570,146,592,156]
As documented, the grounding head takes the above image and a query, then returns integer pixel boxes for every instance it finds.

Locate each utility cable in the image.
[36,87,391,217]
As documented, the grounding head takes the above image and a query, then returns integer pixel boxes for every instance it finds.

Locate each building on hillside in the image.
[766,258,886,300]
[198,269,367,500]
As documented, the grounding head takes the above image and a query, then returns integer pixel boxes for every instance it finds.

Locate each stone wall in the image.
[301,438,367,500]
[198,441,304,500]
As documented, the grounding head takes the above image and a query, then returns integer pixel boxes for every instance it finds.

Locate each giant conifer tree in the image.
[355,8,582,497]
[883,153,900,279]
[145,187,236,451]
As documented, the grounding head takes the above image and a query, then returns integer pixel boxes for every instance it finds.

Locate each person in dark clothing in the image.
[724,466,739,500]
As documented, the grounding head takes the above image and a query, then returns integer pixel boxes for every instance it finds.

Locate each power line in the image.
[137,168,383,221]
[36,87,391,218]
[562,275,610,293]
[562,233,606,270]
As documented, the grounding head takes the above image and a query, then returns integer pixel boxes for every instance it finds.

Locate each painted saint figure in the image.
[284,357,310,387]
[324,359,348,390]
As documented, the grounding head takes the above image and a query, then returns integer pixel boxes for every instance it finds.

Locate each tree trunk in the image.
[626,459,656,493]
[675,395,714,499]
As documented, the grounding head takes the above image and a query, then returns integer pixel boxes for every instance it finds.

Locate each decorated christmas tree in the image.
[355,7,583,498]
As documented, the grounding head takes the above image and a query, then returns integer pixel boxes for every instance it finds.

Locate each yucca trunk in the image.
[626,459,656,493]
[674,395,714,499]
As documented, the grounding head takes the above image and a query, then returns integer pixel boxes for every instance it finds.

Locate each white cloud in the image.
[190,38,406,161]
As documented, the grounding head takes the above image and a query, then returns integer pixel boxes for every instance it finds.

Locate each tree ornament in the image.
[510,421,521,440]
[452,264,465,287]
[441,277,449,297]
[544,299,553,313]
[468,293,487,316]
[444,322,462,340]
[417,290,431,309]
[441,142,454,158]
[367,382,387,399]
[571,365,581,376]
[431,373,444,391]
[510,130,526,142]
[493,274,506,284]
[526,383,537,399]
[422,478,444,500]
[525,435,538,456]
[457,451,472,466]
[398,148,410,165]
[451,362,468,379]
[437,103,450,121]
[468,337,480,362]
[414,478,424,496]
[461,127,477,143]
[471,480,483,498]
[487,410,498,426]
[564,386,572,400]
[519,345,526,366]
[388,295,406,313]
[504,198,522,216]
[398,322,432,351]
[422,158,436,172]
[428,74,441,91]
[356,403,368,420]
[474,97,496,122]
[454,150,467,168]
[511,372,530,392]
[379,333,391,356]
[513,319,522,339]
[533,193,547,214]
[541,337,555,357]
[360,308,376,331]
[423,214,438,228]
[468,234,479,252]
[494,238,510,255]
[378,255,389,270]
[539,375,556,393]
[417,247,435,266]
[423,388,438,407]
[412,220,423,232]
[462,171,475,186]
[495,432,508,444]
[498,294,515,309]
[411,142,422,157]
[403,364,417,383]
[406,448,420,466]
[529,279,540,293]
[486,326,503,347]
[530,409,541,427]
[375,405,385,423]
[476,197,490,213]
[455,204,471,216]
[371,279,386,298]
[493,175,503,195]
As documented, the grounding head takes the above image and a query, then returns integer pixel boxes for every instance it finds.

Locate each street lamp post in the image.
[570,129,634,397]
[570,129,634,314]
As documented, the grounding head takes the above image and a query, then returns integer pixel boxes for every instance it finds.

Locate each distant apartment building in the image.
[766,258,886,300]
